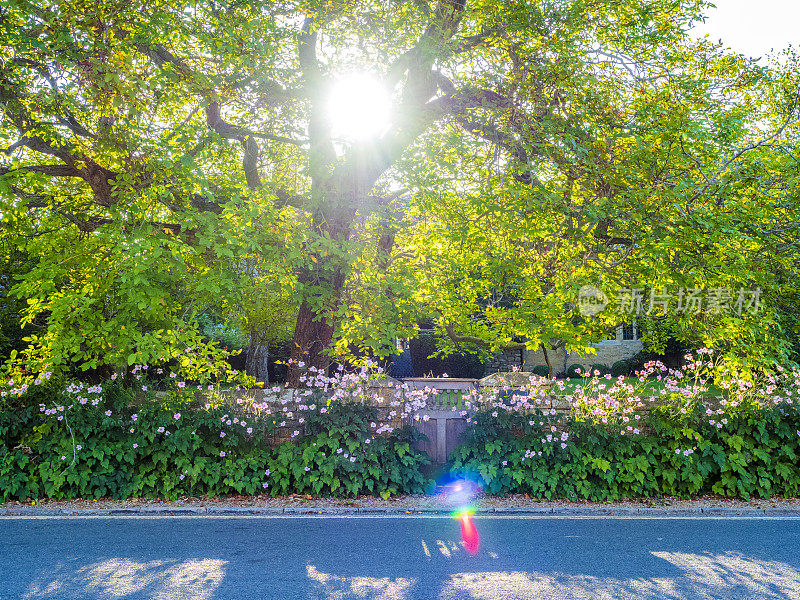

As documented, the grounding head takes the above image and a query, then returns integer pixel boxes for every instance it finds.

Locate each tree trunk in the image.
[245,338,269,385]
[285,297,337,386]
[541,343,553,379]
[285,215,351,387]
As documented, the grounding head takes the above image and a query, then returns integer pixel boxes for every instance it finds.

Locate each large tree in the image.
[1,0,798,383]
[391,42,800,373]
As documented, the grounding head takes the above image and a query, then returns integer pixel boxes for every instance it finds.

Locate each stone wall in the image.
[485,326,643,377]
[523,340,643,374]
[482,348,524,376]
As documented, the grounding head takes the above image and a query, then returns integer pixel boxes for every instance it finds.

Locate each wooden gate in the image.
[402,378,478,464]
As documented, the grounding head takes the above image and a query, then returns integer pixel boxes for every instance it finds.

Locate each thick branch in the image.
[205,101,261,189]
[444,323,527,351]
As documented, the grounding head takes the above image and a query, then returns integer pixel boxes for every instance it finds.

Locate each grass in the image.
[552,376,728,398]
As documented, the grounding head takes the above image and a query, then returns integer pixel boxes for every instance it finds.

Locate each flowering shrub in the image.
[451,353,800,500]
[0,362,431,501]
[264,401,429,498]
[0,380,275,500]
[4,351,800,502]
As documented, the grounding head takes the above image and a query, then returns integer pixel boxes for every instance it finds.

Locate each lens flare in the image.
[439,476,482,556]
[457,509,480,555]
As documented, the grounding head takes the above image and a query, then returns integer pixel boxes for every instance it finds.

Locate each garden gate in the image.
[402,378,479,464]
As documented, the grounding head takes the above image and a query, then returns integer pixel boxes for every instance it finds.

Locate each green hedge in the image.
[450,402,800,500]
[532,365,550,377]
[0,385,430,501]
[4,357,800,502]
[567,364,584,378]
[611,360,630,378]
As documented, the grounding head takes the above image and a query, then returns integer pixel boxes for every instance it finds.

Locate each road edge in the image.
[2,506,800,517]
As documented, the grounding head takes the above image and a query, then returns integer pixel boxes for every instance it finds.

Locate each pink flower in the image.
[131,414,138,421]
[177,381,185,388]
[76,445,82,451]
[247,427,253,434]
[174,413,181,420]
[105,410,112,416]
[220,431,226,438]
[158,427,165,433]
[262,482,269,488]
[220,451,226,457]
[133,443,138,449]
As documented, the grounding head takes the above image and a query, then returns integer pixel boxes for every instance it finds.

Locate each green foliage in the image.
[567,364,584,378]
[451,401,800,501]
[532,365,550,377]
[266,401,429,498]
[611,361,630,378]
[3,0,798,384]
[0,384,429,501]
[198,315,248,351]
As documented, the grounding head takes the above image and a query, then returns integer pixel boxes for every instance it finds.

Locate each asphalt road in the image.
[2,515,800,600]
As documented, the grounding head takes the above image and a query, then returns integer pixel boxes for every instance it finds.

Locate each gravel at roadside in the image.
[4,494,800,516]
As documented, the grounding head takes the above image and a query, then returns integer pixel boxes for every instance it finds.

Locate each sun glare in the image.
[327,74,392,140]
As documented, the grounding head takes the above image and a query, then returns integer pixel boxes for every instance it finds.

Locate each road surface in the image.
[2,515,800,599]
